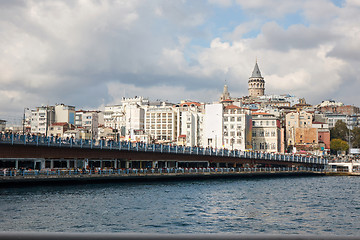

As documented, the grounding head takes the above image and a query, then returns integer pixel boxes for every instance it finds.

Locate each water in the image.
[0,176,360,235]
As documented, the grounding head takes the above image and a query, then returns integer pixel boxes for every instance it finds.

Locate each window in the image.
[252,131,256,137]
[237,117,242,121]
[230,117,235,122]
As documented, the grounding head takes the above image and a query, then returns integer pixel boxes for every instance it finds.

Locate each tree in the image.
[330,138,349,154]
[351,127,360,148]
[330,120,348,141]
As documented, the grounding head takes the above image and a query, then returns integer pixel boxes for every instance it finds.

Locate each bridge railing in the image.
[0,167,326,177]
[0,133,327,165]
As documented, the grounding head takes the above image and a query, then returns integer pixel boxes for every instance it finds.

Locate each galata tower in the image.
[248,61,265,97]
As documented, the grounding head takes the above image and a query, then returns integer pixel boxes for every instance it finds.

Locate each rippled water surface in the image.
[1,176,360,235]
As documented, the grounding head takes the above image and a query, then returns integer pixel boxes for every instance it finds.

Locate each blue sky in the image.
[0,0,360,124]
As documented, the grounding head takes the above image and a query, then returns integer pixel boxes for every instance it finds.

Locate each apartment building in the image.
[122,97,148,141]
[223,105,252,151]
[203,103,223,149]
[144,101,176,143]
[30,106,55,135]
[55,104,75,125]
[103,105,125,133]
[48,122,74,138]
[251,113,281,153]
[75,110,99,139]
[174,101,204,147]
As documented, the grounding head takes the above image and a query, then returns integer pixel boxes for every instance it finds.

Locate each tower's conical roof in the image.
[251,62,262,78]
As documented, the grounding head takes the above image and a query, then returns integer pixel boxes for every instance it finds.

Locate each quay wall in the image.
[0,171,325,187]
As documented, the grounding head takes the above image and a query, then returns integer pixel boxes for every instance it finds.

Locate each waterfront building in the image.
[251,113,281,153]
[48,122,75,138]
[103,104,125,137]
[75,110,99,139]
[144,101,176,143]
[174,101,204,147]
[55,104,75,125]
[122,96,148,141]
[97,125,115,140]
[203,103,223,149]
[223,105,252,150]
[30,106,55,135]
[248,61,265,98]
[30,104,75,136]
[285,111,319,153]
[312,121,331,153]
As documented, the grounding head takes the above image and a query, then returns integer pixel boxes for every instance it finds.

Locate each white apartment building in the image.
[30,106,55,135]
[144,102,176,143]
[203,103,223,149]
[122,97,148,141]
[203,103,252,150]
[55,104,75,125]
[104,105,125,132]
[223,105,252,151]
[251,113,281,153]
[174,101,204,147]
[324,113,349,128]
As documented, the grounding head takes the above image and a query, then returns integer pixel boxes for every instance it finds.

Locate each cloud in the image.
[1,0,360,124]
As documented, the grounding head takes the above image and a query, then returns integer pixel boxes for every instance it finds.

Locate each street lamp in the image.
[23,107,29,136]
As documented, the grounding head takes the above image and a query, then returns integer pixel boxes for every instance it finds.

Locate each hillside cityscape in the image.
[1,62,359,156]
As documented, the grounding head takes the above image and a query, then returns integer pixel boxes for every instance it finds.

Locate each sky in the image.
[1,0,360,124]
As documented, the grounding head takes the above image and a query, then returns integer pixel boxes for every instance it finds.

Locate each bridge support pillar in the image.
[41,159,46,169]
[15,160,19,169]
[114,160,117,169]
[84,159,89,169]
[67,160,70,169]
[175,161,178,168]
[126,161,130,169]
[50,160,54,169]
[216,163,219,168]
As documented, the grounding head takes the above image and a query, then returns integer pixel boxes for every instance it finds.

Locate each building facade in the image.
[30,106,55,135]
[223,105,252,150]
[251,113,281,153]
[55,104,75,125]
[174,101,204,147]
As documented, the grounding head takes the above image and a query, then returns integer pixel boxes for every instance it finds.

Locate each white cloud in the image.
[1,0,360,122]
